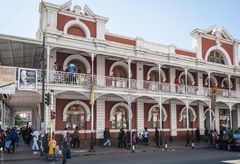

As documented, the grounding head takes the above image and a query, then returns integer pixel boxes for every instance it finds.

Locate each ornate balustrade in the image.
[34,70,238,98]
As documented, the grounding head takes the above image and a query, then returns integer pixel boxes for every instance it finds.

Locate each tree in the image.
[15,114,22,126]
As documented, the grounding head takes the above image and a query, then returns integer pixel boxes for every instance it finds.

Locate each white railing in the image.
[217,89,229,97]
[48,71,92,86]
[94,75,128,89]
[33,70,239,98]
[217,89,238,98]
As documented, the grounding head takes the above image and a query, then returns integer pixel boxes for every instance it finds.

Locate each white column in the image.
[128,58,131,89]
[46,45,51,83]
[170,67,176,93]
[232,109,238,130]
[170,101,177,136]
[136,62,143,89]
[233,42,239,66]
[215,108,220,132]
[52,96,56,131]
[197,72,203,95]
[237,106,240,129]
[230,108,232,129]
[196,36,202,60]
[236,78,240,98]
[96,55,105,86]
[96,99,105,139]
[136,101,144,133]
[198,104,205,135]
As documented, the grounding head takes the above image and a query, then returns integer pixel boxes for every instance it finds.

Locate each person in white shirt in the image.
[32,129,40,154]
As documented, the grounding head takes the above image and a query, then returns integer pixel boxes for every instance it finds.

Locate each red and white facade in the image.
[6,1,240,141]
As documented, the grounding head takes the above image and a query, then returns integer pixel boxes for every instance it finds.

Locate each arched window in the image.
[182,110,194,128]
[112,106,128,129]
[149,71,159,82]
[180,107,196,128]
[66,104,86,130]
[112,66,127,78]
[67,59,86,73]
[207,50,225,64]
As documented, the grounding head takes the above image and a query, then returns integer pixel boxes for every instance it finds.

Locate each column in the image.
[237,106,240,129]
[233,42,239,66]
[185,69,188,94]
[96,99,105,139]
[236,78,240,98]
[228,75,231,97]
[170,67,176,93]
[158,64,162,90]
[51,95,56,131]
[198,104,205,135]
[136,62,143,89]
[96,55,105,86]
[197,72,203,95]
[128,58,131,89]
[215,108,220,132]
[232,109,238,130]
[136,101,144,133]
[46,45,51,83]
[170,101,177,137]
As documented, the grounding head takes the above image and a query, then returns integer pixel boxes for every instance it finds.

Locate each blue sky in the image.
[0,0,239,50]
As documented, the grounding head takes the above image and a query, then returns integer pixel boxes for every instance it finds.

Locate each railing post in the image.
[185,68,188,94]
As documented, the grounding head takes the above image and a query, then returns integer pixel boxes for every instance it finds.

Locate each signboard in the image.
[0,66,16,94]
[18,68,37,91]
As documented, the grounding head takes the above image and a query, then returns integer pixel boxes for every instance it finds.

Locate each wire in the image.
[0,0,28,31]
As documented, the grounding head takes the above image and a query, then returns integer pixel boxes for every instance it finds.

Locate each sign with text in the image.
[0,66,16,94]
[18,68,37,91]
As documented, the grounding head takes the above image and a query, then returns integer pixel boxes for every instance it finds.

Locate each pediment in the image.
[205,26,234,41]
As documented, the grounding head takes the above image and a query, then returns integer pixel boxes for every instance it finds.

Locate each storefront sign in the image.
[0,66,16,94]
[18,68,37,91]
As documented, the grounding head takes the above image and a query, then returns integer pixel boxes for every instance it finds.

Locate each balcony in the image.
[35,70,238,98]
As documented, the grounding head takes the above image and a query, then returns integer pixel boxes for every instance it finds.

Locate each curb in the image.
[2,146,211,162]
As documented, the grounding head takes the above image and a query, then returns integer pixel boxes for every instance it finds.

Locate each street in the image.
[7,148,240,164]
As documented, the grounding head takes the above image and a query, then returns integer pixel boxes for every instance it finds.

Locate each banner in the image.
[211,87,217,111]
[0,66,16,94]
[18,68,37,91]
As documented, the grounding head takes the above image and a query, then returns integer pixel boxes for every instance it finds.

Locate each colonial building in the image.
[1,1,240,142]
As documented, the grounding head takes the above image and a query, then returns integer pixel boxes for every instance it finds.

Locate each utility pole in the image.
[41,33,46,130]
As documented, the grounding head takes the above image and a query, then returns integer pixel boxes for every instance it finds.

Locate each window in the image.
[68,59,86,73]
[152,108,159,128]
[66,105,86,130]
[207,51,225,64]
[149,71,159,82]
[182,109,194,128]
[112,106,128,129]
[112,66,127,78]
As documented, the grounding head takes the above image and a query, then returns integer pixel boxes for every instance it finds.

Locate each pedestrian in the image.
[143,127,149,146]
[0,130,5,152]
[62,132,72,164]
[73,127,80,148]
[103,128,111,147]
[195,127,200,143]
[118,128,126,148]
[204,128,209,143]
[31,129,40,154]
[9,128,18,153]
[132,131,137,146]
[154,127,160,146]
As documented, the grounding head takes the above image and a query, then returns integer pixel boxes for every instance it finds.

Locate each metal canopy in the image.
[0,34,43,69]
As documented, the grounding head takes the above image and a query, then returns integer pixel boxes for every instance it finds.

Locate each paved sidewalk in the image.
[1,140,211,162]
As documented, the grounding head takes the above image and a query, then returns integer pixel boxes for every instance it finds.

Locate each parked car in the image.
[216,133,240,151]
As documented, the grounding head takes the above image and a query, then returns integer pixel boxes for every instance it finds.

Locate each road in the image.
[7,148,240,164]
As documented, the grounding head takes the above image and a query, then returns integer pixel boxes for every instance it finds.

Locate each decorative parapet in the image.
[135,37,175,54]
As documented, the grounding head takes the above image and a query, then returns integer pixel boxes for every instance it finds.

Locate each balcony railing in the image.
[33,70,238,98]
